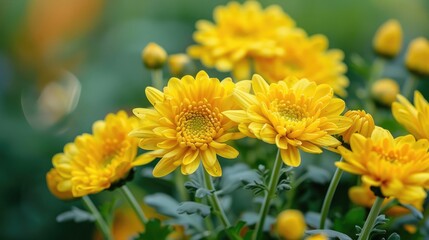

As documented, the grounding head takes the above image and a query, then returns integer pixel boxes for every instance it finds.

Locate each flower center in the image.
[177,99,222,150]
[273,99,306,122]
[373,147,404,164]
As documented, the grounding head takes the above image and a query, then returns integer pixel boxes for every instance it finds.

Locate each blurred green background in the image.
[0,0,428,239]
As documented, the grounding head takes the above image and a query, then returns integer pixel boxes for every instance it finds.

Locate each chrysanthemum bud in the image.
[405,37,429,76]
[341,110,375,144]
[275,209,306,240]
[168,53,196,77]
[141,42,167,69]
[373,19,402,57]
[371,78,400,106]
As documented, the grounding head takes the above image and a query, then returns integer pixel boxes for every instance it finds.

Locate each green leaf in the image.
[195,188,213,198]
[177,201,211,218]
[219,163,260,194]
[387,232,400,240]
[307,165,331,184]
[56,206,95,223]
[134,219,172,240]
[400,203,423,220]
[144,193,180,218]
[306,229,352,240]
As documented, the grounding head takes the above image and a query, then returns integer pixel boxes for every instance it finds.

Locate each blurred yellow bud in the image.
[141,42,167,69]
[305,234,328,240]
[276,209,306,240]
[46,169,74,200]
[341,110,375,144]
[405,37,429,76]
[371,78,400,106]
[373,19,402,57]
[168,53,196,77]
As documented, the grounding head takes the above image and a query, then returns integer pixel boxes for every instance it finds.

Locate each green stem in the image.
[151,69,164,90]
[319,157,344,229]
[120,185,148,225]
[402,74,417,100]
[203,169,231,228]
[252,149,283,240]
[175,171,189,201]
[358,196,384,240]
[82,196,113,240]
[365,58,385,115]
[285,173,308,209]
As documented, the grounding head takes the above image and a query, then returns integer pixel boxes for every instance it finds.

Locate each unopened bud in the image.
[276,209,306,240]
[142,42,167,69]
[373,19,402,58]
[371,78,400,106]
[341,110,375,144]
[405,37,429,76]
[168,53,196,77]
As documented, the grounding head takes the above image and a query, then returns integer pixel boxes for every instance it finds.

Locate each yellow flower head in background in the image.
[223,75,351,167]
[131,71,246,177]
[371,78,400,106]
[392,91,429,140]
[47,111,142,198]
[341,110,375,144]
[187,1,295,79]
[349,183,423,217]
[275,209,306,240]
[254,29,349,97]
[373,19,403,57]
[405,37,429,76]
[305,234,328,240]
[336,127,429,205]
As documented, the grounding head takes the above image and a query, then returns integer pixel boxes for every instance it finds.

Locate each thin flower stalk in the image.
[82,196,113,240]
[252,149,283,240]
[319,157,344,229]
[358,196,384,240]
[203,168,231,228]
[120,185,148,226]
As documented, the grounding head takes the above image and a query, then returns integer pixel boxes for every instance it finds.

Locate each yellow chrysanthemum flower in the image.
[187,1,295,79]
[336,127,429,205]
[392,91,429,140]
[223,75,351,167]
[275,209,306,240]
[130,71,246,177]
[47,111,142,198]
[254,29,349,97]
[305,234,328,240]
[341,110,375,144]
[349,183,423,217]
[373,19,403,57]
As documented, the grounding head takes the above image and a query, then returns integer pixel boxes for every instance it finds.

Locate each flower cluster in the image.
[188,1,349,96]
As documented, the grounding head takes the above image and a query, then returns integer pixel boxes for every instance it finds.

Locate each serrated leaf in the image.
[195,188,213,198]
[144,193,180,218]
[56,206,95,223]
[306,229,352,240]
[307,165,331,184]
[177,201,211,218]
[219,163,260,194]
[387,232,400,240]
[135,219,172,240]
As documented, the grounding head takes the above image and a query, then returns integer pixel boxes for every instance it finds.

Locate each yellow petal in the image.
[280,147,301,167]
[216,145,239,159]
[153,157,180,177]
[252,74,270,94]
[182,149,199,165]
[202,158,222,177]
[145,87,164,106]
[233,89,258,109]
[222,110,249,123]
[181,158,201,175]
[299,141,322,154]
[201,148,217,167]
